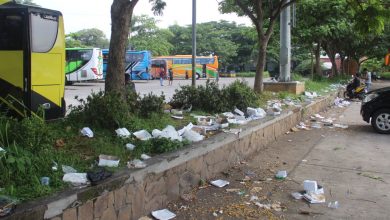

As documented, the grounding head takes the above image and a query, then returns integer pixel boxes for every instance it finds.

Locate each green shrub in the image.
[170,85,201,110]
[197,80,226,113]
[137,93,165,117]
[67,91,130,129]
[222,80,259,111]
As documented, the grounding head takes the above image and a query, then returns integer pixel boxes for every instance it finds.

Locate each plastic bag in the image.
[182,129,204,142]
[133,130,152,141]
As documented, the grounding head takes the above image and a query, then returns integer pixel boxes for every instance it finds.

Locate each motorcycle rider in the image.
[347,73,361,95]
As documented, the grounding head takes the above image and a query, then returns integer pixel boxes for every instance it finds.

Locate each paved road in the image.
[64,77,256,109]
[165,81,390,219]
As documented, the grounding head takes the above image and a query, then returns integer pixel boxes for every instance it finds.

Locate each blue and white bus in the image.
[102,49,151,80]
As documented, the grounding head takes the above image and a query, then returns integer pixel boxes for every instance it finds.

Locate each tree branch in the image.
[235,0,258,25]
[270,0,297,22]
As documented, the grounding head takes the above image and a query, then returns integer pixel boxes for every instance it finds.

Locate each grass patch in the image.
[235,71,270,78]
[381,72,390,80]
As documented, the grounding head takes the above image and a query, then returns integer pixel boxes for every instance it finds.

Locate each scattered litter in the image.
[125,143,136,151]
[51,161,58,171]
[171,109,184,120]
[247,107,266,119]
[182,129,204,142]
[291,127,299,132]
[115,128,131,138]
[222,112,235,118]
[133,130,152,141]
[197,116,214,126]
[223,128,242,135]
[234,108,245,116]
[210,179,230,188]
[87,168,112,186]
[311,122,322,129]
[254,202,271,210]
[299,209,324,216]
[177,123,194,136]
[80,127,93,138]
[226,188,241,193]
[140,154,151,160]
[305,91,318,99]
[151,209,176,220]
[314,114,324,119]
[62,165,77,174]
[266,178,273,181]
[303,191,326,204]
[250,187,262,194]
[291,192,303,200]
[127,159,147,168]
[63,173,89,186]
[181,193,196,202]
[296,122,309,130]
[250,195,259,201]
[0,147,5,153]
[303,180,319,193]
[266,103,282,116]
[328,201,339,209]
[54,139,65,148]
[303,180,325,204]
[334,97,350,108]
[288,139,292,142]
[0,195,17,217]
[212,212,218,217]
[275,170,287,179]
[334,124,348,129]
[98,155,120,167]
[153,125,183,141]
[40,177,50,186]
[302,159,307,162]
[271,202,282,212]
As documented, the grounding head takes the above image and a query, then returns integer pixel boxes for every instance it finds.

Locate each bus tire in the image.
[65,77,73,86]
[196,73,201,80]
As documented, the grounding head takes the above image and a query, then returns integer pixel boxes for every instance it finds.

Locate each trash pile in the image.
[334,97,351,108]
[293,112,349,131]
[291,180,327,204]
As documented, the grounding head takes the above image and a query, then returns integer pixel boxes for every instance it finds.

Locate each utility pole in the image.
[279,0,291,82]
[191,0,196,86]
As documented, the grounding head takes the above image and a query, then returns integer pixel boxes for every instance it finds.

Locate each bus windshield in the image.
[0,13,23,50]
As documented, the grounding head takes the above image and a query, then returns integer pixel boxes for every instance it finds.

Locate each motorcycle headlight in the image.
[362,93,378,103]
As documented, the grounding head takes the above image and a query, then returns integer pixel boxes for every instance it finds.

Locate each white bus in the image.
[65,48,103,84]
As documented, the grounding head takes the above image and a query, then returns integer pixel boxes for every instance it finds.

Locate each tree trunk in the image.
[323,43,338,76]
[254,37,268,93]
[314,42,321,76]
[339,53,345,75]
[105,0,137,95]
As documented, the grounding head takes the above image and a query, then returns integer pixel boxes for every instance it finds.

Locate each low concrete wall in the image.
[263,81,305,94]
[5,92,338,220]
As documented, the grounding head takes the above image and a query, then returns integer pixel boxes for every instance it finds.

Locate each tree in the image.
[129,15,173,56]
[66,28,109,48]
[219,0,296,93]
[106,0,165,95]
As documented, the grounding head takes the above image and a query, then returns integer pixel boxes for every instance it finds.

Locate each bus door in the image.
[0,9,27,111]
[30,11,65,119]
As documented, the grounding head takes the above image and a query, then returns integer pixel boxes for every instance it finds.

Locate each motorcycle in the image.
[344,81,366,100]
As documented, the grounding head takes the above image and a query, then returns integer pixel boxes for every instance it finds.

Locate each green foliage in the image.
[66,28,109,48]
[170,80,259,113]
[130,15,173,55]
[67,91,130,129]
[223,80,259,111]
[136,93,165,118]
[381,72,390,80]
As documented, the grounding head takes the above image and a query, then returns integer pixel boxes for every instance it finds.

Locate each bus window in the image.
[30,13,58,53]
[0,14,23,50]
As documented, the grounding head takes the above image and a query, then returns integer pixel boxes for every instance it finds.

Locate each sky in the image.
[33,0,252,39]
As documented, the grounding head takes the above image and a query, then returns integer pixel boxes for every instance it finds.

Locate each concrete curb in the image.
[5,91,341,220]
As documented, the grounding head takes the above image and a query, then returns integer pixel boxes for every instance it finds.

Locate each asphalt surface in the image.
[162,81,390,220]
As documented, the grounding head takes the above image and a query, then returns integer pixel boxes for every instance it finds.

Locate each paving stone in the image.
[117,205,131,220]
[114,186,127,210]
[78,200,93,220]
[94,194,108,218]
[62,207,77,220]
[100,205,117,220]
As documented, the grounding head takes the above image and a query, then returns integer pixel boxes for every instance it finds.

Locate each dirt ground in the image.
[162,81,390,220]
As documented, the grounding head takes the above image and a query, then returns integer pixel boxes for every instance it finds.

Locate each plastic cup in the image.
[41,177,50,186]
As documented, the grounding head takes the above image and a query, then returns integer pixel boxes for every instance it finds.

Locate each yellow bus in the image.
[151,55,219,79]
[0,1,65,119]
